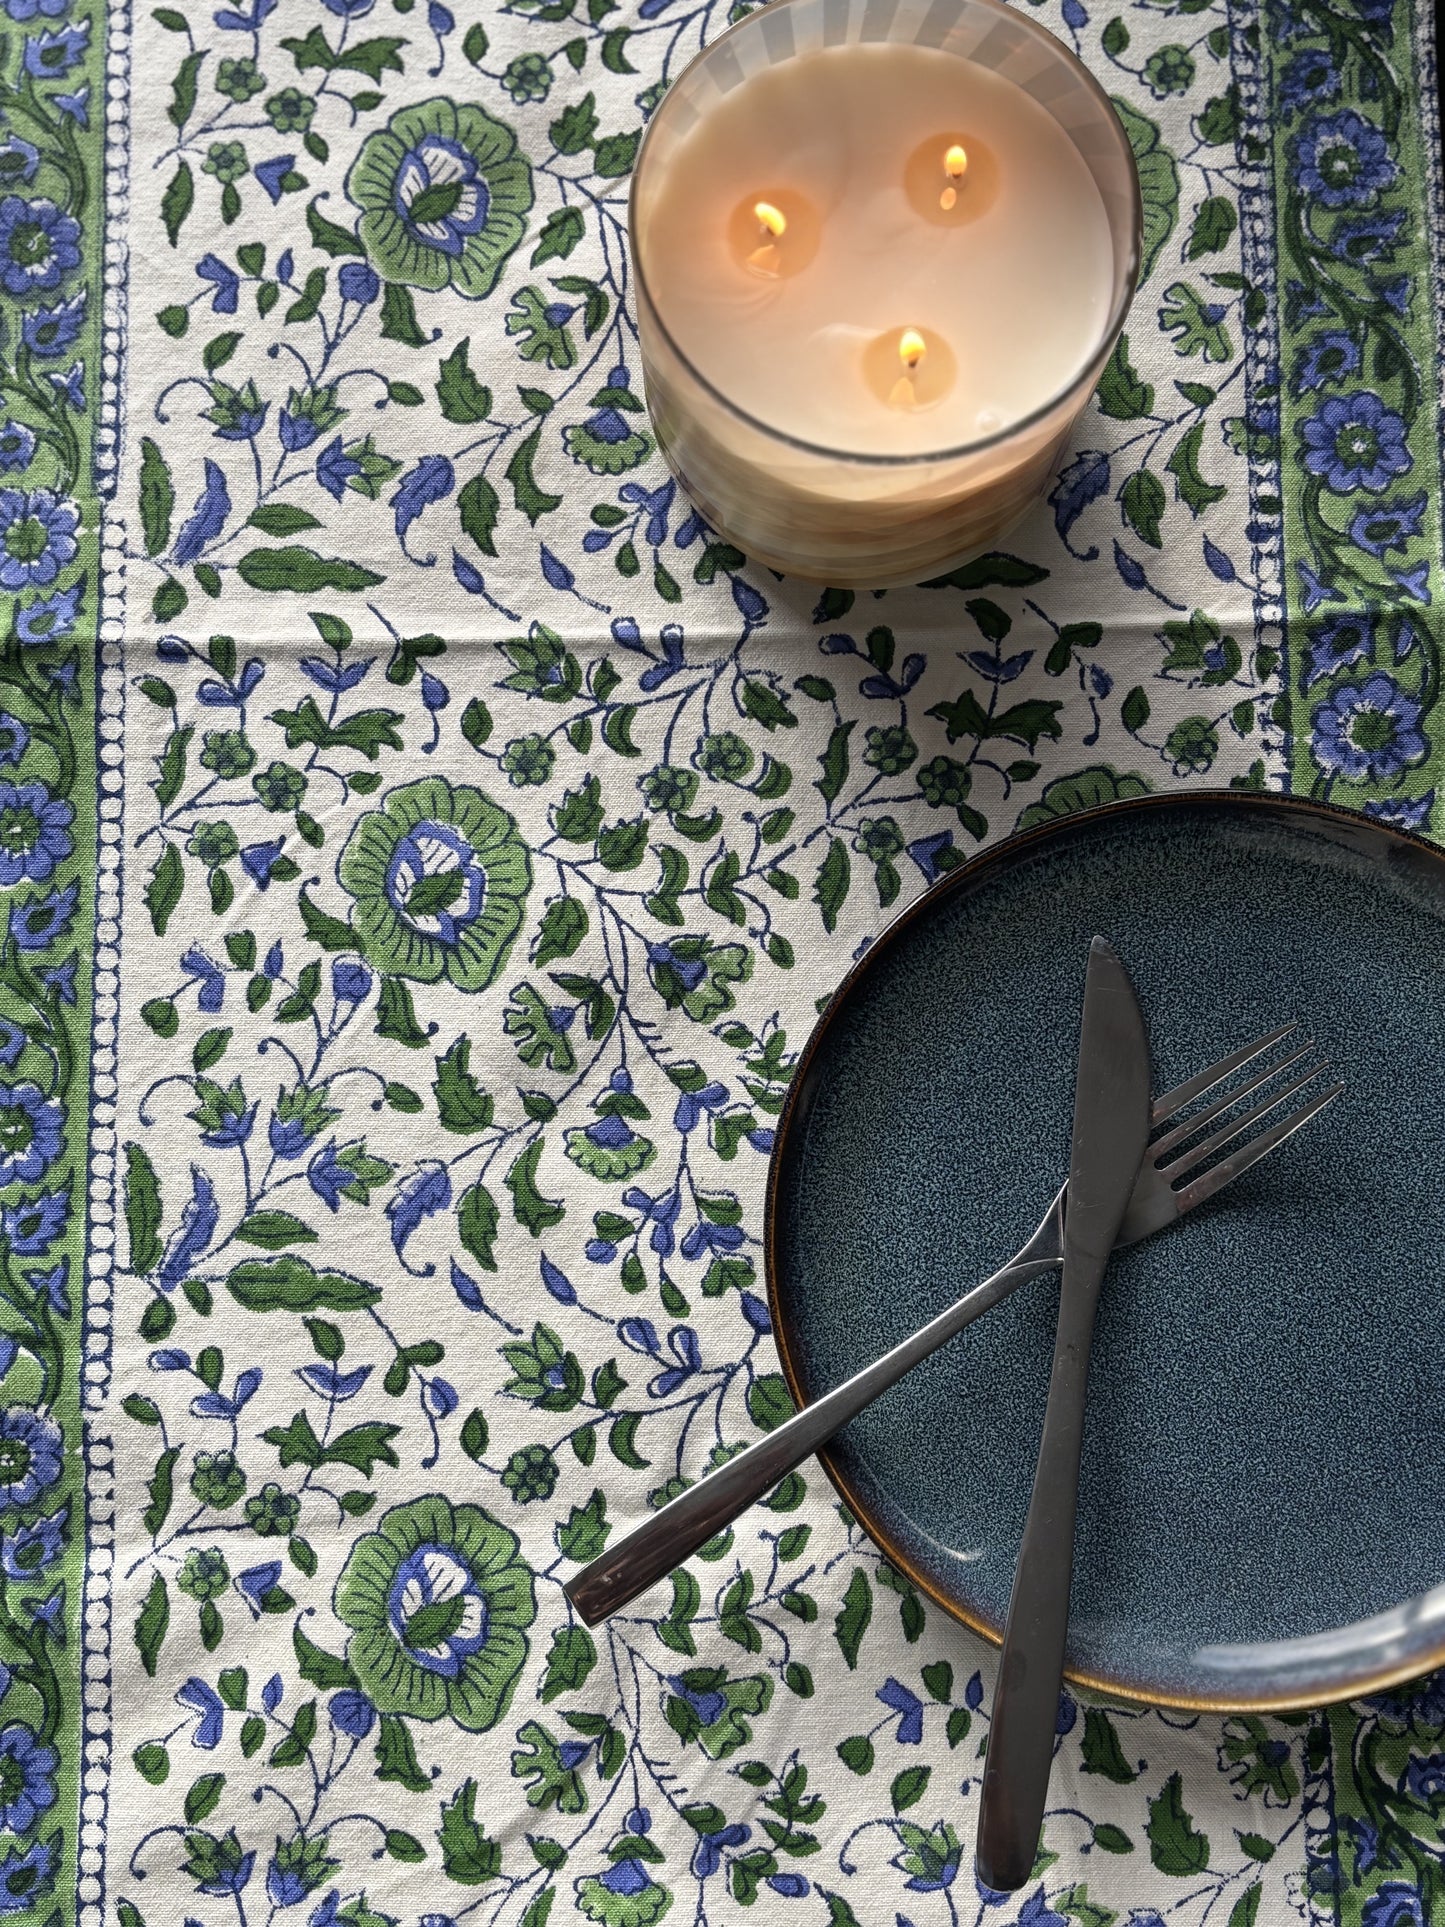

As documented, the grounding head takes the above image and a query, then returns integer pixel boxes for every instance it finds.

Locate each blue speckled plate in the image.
[766,793,1445,1711]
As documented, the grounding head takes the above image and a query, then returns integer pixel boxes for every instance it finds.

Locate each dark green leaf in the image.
[238,546,384,593]
[136,1572,170,1676]
[380,281,428,346]
[144,1446,180,1535]
[162,163,194,245]
[835,1569,871,1668]
[140,438,175,556]
[1081,1706,1138,1782]
[531,205,585,266]
[437,338,493,424]
[458,1180,500,1272]
[124,1142,164,1275]
[1187,194,1237,259]
[234,1210,319,1250]
[813,837,850,934]
[1097,333,1155,419]
[375,1714,431,1791]
[1147,1771,1210,1876]
[506,425,562,524]
[306,195,364,256]
[145,843,184,937]
[169,50,204,129]
[1121,468,1167,548]
[226,1255,380,1313]
[438,1779,501,1884]
[891,1766,930,1812]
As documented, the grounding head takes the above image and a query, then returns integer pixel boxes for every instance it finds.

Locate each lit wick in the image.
[748,200,787,275]
[889,327,928,409]
[940,143,968,212]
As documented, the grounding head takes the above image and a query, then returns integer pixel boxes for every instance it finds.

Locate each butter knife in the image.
[975,935,1152,1893]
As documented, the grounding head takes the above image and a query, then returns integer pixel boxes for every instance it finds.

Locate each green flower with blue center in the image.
[346,97,534,299]
[334,1494,535,1730]
[338,776,532,992]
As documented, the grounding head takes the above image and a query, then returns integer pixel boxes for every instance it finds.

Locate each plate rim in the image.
[763,787,1445,1713]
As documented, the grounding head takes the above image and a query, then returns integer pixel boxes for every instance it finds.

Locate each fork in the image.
[563,1025,1342,1626]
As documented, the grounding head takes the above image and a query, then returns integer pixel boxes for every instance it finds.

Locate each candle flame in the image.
[754,200,787,239]
[899,328,927,372]
[940,143,967,211]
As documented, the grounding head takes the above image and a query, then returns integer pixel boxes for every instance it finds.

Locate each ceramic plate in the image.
[766,793,1445,1710]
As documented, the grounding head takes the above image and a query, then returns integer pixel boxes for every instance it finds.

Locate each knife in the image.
[975,935,1152,1893]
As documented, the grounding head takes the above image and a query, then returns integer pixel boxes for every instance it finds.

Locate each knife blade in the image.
[975,935,1152,1893]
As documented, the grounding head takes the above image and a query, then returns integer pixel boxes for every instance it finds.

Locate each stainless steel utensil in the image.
[564,1016,1340,1628]
[975,937,1152,1892]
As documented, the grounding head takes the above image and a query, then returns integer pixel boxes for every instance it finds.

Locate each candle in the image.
[630,0,1141,587]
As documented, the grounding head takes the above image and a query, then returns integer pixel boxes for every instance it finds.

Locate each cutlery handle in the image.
[975,1283,1100,1894]
[564,1248,1061,1626]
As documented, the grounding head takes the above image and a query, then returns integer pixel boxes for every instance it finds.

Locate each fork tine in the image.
[1156,1062,1330,1178]
[1149,1039,1316,1159]
[1149,1022,1297,1127]
[1171,1082,1343,1213]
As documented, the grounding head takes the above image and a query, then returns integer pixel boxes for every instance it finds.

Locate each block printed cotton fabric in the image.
[0,0,1442,1921]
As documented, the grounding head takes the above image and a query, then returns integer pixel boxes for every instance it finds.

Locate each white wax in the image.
[641,42,1116,456]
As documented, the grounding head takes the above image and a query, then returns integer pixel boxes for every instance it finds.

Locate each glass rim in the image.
[628,0,1144,470]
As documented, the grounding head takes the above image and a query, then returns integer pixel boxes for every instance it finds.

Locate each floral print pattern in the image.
[0,0,1439,1917]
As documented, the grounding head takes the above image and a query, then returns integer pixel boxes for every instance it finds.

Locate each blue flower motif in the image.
[1361,1886,1425,1927]
[0,1408,63,1510]
[2,0,68,22]
[1291,110,1397,206]
[0,418,36,473]
[1364,792,1433,831]
[1300,391,1411,492]
[0,714,28,766]
[0,1835,57,1914]
[338,259,380,303]
[1301,613,1374,689]
[0,195,79,299]
[0,778,74,883]
[0,487,79,588]
[0,1019,22,1069]
[1,1185,68,1254]
[177,1675,226,1748]
[239,837,286,887]
[52,81,88,125]
[331,958,372,1004]
[44,358,83,411]
[0,137,40,187]
[1278,46,1340,109]
[1311,672,1426,782]
[1350,491,1426,558]
[22,17,87,77]
[254,153,297,204]
[0,1723,58,1832]
[16,576,83,644]
[386,1543,490,1678]
[0,1080,63,1184]
[1294,330,1360,394]
[1332,210,1407,263]
[877,1677,924,1743]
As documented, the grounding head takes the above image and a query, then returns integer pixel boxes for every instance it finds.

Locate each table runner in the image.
[1,0,1441,1917]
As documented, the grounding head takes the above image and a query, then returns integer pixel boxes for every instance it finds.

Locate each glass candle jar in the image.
[630,0,1142,588]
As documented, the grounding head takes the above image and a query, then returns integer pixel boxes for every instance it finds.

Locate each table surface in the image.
[1,0,1442,1920]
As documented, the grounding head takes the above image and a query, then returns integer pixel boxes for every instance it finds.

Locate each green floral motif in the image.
[1015,766,1154,831]
[198,730,255,778]
[244,1482,300,1537]
[863,725,918,775]
[502,52,553,103]
[564,1114,656,1179]
[333,1495,535,1730]
[253,761,308,811]
[501,733,555,787]
[202,142,249,185]
[338,777,532,992]
[190,1451,246,1509]
[265,87,314,133]
[215,55,265,101]
[346,98,534,299]
[176,1548,230,1600]
[500,1443,559,1503]
[563,414,653,476]
[663,1666,772,1759]
[645,936,751,1023]
[576,1861,673,1926]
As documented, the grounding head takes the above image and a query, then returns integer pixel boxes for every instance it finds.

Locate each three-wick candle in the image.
[630,0,1142,587]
